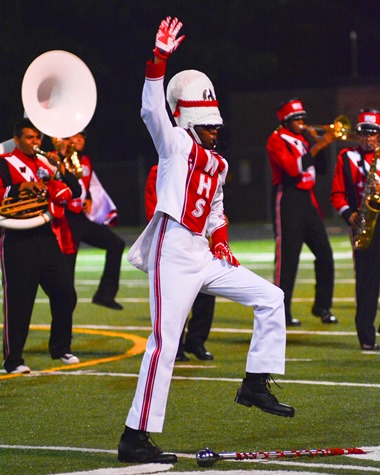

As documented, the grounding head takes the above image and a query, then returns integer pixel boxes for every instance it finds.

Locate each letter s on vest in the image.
[192,198,206,217]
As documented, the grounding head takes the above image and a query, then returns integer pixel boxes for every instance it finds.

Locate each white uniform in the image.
[126,59,286,433]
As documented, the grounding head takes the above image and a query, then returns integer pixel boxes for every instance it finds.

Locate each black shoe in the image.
[118,427,177,464]
[184,344,214,360]
[235,374,295,417]
[286,318,301,327]
[361,343,379,351]
[175,351,190,362]
[312,306,338,324]
[92,295,123,310]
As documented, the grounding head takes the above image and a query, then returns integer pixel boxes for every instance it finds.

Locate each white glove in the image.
[153,16,185,60]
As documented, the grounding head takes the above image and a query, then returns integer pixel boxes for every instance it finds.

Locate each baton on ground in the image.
[196,446,368,467]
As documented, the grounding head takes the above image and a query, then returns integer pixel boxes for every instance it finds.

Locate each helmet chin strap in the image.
[188,124,203,145]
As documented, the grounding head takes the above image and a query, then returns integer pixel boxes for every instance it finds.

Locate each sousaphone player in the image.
[0,118,82,374]
[1,50,97,373]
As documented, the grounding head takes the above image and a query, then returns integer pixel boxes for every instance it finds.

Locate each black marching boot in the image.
[235,373,295,417]
[118,427,177,464]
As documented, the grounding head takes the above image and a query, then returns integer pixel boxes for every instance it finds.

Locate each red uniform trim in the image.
[274,185,283,286]
[139,214,168,430]
[145,59,166,80]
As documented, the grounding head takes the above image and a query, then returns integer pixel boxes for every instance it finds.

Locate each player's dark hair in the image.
[13,118,40,138]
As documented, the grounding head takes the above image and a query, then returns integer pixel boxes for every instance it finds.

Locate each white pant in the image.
[126,215,286,432]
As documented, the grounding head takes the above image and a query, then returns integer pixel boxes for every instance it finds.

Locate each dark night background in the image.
[1,0,380,224]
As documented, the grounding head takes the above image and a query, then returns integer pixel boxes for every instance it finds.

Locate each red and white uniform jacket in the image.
[0,148,53,201]
[145,164,158,222]
[51,154,92,253]
[0,148,81,236]
[128,60,228,272]
[331,146,380,224]
[66,154,92,214]
[267,126,320,209]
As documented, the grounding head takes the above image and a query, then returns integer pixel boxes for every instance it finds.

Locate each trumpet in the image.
[64,147,83,178]
[51,138,83,178]
[300,115,352,141]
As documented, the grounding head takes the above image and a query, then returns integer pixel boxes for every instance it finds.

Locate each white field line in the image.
[75,250,354,274]
[10,323,360,336]
[76,263,355,272]
[0,444,379,475]
[77,251,354,263]
[5,368,379,388]
[24,296,363,304]
[71,277,357,287]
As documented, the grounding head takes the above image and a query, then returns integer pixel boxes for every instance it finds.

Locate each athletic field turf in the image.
[1,226,379,475]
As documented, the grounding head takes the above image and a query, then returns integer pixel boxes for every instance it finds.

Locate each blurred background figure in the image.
[331,108,380,351]
[266,98,338,327]
[51,131,125,311]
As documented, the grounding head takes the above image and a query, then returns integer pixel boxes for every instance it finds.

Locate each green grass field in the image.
[1,227,379,475]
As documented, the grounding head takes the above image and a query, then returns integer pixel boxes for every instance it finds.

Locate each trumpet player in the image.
[0,118,82,374]
[331,109,380,351]
[50,131,125,310]
[267,98,338,327]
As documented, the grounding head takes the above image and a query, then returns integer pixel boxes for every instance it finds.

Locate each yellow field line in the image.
[0,325,147,380]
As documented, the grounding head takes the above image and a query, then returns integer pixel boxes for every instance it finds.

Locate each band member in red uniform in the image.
[52,131,125,310]
[0,118,81,374]
[117,17,294,465]
[331,109,380,351]
[267,98,338,327]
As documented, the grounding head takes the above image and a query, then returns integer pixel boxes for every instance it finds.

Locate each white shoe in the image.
[60,354,80,365]
[10,365,31,374]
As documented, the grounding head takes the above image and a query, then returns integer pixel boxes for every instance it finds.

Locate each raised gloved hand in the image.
[153,16,185,60]
[211,241,240,267]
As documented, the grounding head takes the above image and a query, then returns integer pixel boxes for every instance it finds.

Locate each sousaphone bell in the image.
[21,50,97,138]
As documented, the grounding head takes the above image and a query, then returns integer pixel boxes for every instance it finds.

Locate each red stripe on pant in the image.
[139,215,168,430]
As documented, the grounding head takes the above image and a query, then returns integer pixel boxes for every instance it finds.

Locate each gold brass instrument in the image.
[0,196,48,219]
[301,115,352,141]
[0,186,51,229]
[353,145,380,250]
[51,138,83,178]
[0,50,97,230]
[63,146,83,178]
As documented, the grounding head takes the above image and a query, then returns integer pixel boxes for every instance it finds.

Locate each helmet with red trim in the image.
[356,108,380,134]
[277,98,307,123]
[166,70,223,130]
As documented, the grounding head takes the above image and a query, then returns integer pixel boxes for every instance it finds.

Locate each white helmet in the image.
[166,70,223,142]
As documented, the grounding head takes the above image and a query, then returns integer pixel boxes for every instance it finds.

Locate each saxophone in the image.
[353,145,380,250]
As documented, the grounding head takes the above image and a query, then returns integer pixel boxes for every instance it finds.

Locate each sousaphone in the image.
[0,50,97,229]
[22,49,97,138]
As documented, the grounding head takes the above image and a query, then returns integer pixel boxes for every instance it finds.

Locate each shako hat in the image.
[277,98,307,122]
[166,70,223,128]
[356,108,380,134]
